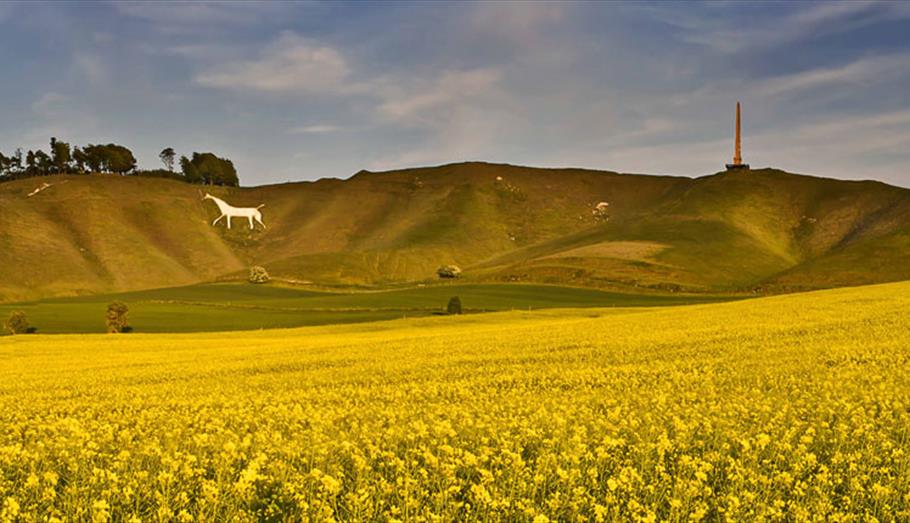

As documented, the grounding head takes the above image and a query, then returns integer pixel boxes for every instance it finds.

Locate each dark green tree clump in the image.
[5,311,31,335]
[447,296,463,315]
[106,301,130,333]
[81,144,137,175]
[0,137,239,186]
[180,152,239,186]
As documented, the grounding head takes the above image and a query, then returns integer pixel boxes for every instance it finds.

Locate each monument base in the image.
[725,163,750,171]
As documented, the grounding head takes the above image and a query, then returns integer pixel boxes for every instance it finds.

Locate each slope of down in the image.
[3,163,910,301]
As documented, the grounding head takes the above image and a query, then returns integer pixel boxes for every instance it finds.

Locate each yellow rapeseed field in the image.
[1,282,909,522]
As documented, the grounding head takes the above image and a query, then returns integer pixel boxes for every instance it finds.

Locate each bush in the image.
[106,301,129,333]
[437,265,462,279]
[5,311,30,335]
[249,266,270,284]
[447,296,462,315]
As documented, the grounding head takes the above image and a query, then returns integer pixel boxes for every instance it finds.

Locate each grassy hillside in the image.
[0,282,730,334]
[2,282,908,520]
[2,163,909,301]
[0,175,245,301]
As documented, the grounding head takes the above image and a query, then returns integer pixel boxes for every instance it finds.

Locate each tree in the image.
[72,146,87,173]
[0,150,21,179]
[0,138,241,186]
[5,311,30,334]
[159,147,176,172]
[10,149,22,175]
[50,137,72,174]
[188,152,239,186]
[0,152,8,179]
[80,144,136,175]
[25,150,36,176]
[248,266,270,284]
[218,158,239,186]
[33,150,52,176]
[82,144,105,172]
[447,296,462,315]
[180,155,201,184]
[106,301,129,333]
[104,144,136,175]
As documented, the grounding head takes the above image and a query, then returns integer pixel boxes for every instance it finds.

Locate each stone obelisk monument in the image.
[726,101,749,170]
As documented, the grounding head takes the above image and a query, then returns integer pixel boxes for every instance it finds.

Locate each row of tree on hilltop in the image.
[0,138,239,186]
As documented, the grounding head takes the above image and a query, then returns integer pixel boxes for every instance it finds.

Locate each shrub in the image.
[106,301,129,333]
[437,265,462,279]
[447,296,462,315]
[249,266,270,284]
[5,311,30,335]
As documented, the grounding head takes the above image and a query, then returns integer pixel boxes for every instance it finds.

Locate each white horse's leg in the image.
[248,216,254,229]
[255,214,266,229]
[227,215,232,229]
[212,214,224,226]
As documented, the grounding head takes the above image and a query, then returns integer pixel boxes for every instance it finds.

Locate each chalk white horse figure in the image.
[203,193,266,230]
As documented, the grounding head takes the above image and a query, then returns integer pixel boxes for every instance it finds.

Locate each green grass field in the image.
[0,282,732,334]
[1,282,907,520]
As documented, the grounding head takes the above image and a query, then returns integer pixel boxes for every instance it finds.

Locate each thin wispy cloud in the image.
[468,2,566,47]
[72,52,110,86]
[659,0,910,54]
[755,53,910,98]
[195,32,352,94]
[748,110,910,180]
[26,92,101,151]
[113,1,291,34]
[375,68,504,126]
[289,124,342,134]
[31,92,70,118]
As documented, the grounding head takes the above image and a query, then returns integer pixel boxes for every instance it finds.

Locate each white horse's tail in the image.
[256,204,266,209]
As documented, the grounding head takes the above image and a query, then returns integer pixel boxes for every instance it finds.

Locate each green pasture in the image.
[0,282,735,335]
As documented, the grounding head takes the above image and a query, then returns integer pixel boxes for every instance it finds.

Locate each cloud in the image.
[651,1,910,54]
[366,68,537,172]
[26,93,100,149]
[31,93,70,118]
[288,124,341,134]
[468,2,565,46]
[195,32,351,94]
[72,52,110,85]
[93,32,114,44]
[538,108,910,182]
[113,1,290,33]
[755,53,910,98]
[738,113,910,186]
[192,31,508,138]
[162,43,247,61]
[761,110,910,156]
[375,68,504,126]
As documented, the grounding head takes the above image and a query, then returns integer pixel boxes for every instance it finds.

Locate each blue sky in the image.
[1,1,909,186]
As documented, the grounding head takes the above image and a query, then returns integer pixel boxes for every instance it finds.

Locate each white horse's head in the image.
[203,193,215,201]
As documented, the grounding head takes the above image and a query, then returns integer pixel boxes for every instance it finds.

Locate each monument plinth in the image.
[725,101,750,171]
